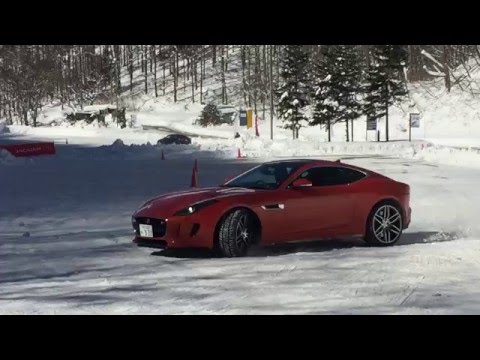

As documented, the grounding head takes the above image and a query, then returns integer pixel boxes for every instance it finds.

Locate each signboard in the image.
[246,109,253,129]
[0,142,56,157]
[366,117,377,131]
[409,113,422,141]
[410,113,420,128]
[239,110,247,126]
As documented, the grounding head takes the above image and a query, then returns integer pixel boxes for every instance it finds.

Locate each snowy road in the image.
[141,124,230,140]
[2,150,480,314]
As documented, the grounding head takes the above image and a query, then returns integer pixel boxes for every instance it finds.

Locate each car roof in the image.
[264,159,339,166]
[264,159,316,165]
[264,158,374,174]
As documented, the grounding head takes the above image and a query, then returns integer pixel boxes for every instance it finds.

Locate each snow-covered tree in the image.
[311,72,336,142]
[276,45,310,139]
[196,103,222,127]
[421,46,452,92]
[363,45,408,142]
[311,45,363,142]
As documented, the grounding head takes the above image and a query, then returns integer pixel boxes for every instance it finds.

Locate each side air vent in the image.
[261,204,285,210]
[190,223,200,237]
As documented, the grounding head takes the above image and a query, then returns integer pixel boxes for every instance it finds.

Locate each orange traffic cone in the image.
[191,160,198,187]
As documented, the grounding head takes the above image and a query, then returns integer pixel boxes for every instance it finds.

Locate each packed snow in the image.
[2,148,480,314]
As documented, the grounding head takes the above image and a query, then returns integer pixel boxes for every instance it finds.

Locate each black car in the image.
[157,134,192,145]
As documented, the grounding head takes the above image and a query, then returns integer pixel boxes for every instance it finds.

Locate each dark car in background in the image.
[157,134,192,145]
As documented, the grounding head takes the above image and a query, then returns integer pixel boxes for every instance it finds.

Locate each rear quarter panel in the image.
[350,174,410,235]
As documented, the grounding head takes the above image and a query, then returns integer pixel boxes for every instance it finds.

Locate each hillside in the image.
[3,46,480,169]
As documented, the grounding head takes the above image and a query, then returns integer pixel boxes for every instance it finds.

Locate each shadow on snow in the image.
[151,231,458,259]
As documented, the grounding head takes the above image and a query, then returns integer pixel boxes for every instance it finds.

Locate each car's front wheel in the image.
[217,209,254,257]
[364,202,403,246]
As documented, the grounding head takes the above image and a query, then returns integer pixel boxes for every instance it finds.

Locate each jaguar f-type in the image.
[132,159,411,257]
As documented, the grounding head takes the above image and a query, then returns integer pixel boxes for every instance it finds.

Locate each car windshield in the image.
[222,161,308,190]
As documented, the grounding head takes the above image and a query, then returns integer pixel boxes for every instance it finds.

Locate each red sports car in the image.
[132,159,411,257]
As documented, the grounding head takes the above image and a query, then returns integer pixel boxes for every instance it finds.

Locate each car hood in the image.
[133,186,260,218]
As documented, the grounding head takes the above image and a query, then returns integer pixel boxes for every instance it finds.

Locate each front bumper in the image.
[403,206,412,229]
[133,238,168,249]
[132,215,215,249]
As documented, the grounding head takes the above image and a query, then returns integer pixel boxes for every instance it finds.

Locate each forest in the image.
[1,45,478,140]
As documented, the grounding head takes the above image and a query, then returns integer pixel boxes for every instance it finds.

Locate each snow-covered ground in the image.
[2,144,480,314]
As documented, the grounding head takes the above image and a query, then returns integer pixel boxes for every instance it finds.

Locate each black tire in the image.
[364,201,403,246]
[217,209,254,257]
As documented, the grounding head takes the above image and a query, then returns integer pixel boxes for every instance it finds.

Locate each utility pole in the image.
[269,45,274,141]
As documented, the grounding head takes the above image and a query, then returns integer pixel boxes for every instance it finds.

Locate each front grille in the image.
[133,217,167,238]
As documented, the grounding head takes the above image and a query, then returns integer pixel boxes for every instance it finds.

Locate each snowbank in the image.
[0,121,10,134]
[412,143,480,168]
[236,134,480,169]
[0,149,29,166]
[0,148,13,163]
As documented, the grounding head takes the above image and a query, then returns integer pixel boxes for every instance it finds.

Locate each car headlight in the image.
[174,199,218,216]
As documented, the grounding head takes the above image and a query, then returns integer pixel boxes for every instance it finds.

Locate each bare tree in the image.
[152,45,158,97]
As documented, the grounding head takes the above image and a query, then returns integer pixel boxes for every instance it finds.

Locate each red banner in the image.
[0,142,56,157]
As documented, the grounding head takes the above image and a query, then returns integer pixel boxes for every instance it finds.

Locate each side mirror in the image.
[291,178,313,188]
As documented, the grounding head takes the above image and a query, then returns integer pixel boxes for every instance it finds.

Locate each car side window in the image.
[343,168,366,183]
[297,167,366,187]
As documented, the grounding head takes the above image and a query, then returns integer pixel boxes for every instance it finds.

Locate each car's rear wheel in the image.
[218,209,254,257]
[364,202,403,246]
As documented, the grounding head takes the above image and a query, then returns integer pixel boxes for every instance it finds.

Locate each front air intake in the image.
[133,217,167,238]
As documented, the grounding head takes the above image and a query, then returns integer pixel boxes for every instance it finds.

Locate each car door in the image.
[253,163,308,244]
[283,166,362,240]
[163,135,174,144]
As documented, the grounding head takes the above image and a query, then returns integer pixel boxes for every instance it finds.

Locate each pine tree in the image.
[363,45,408,141]
[311,55,337,142]
[276,45,310,139]
[336,46,363,141]
[311,45,363,142]
[196,103,222,127]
